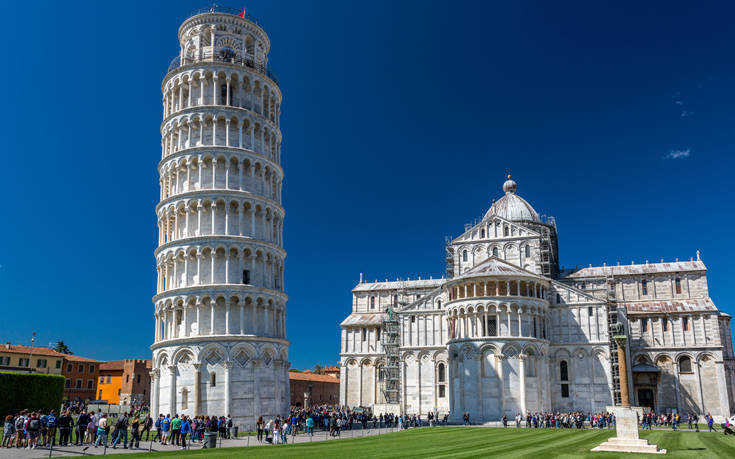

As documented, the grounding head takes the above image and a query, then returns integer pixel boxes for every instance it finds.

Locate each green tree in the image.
[54,341,73,355]
[313,364,324,375]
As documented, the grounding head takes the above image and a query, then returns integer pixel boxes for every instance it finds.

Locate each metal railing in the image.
[185,5,262,26]
[167,54,279,85]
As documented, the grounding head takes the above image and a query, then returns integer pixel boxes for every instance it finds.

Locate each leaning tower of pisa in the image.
[151,7,289,426]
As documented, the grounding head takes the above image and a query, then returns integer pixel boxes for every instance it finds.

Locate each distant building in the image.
[97,360,152,406]
[289,372,340,408]
[323,365,340,379]
[61,355,101,403]
[0,342,65,374]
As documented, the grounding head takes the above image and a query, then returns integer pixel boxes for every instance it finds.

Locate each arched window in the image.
[436,300,442,309]
[525,245,530,257]
[678,356,692,373]
[641,279,648,296]
[370,296,375,309]
[481,229,486,238]
[560,360,569,381]
[492,247,499,257]
[438,363,446,382]
[462,250,468,262]
[504,225,509,236]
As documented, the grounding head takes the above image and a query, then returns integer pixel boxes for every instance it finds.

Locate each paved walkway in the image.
[0,427,401,458]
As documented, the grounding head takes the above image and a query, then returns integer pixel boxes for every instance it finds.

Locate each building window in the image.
[98,389,103,399]
[78,364,84,373]
[0,356,9,366]
[370,296,375,309]
[487,317,497,336]
[210,372,217,386]
[662,318,669,331]
[641,318,648,333]
[76,379,82,389]
[675,277,682,294]
[55,360,62,369]
[411,316,416,323]
[525,245,530,258]
[561,384,570,398]
[560,361,569,381]
[65,378,72,388]
[242,270,250,284]
[89,364,94,372]
[481,229,486,238]
[87,379,94,389]
[438,363,446,382]
[556,293,561,304]
[126,375,130,383]
[678,356,692,373]
[641,280,648,296]
[67,363,73,372]
[588,307,594,317]
[439,385,446,398]
[462,250,468,262]
[220,84,228,105]
[37,359,47,369]
[106,375,111,384]
[361,328,367,341]
[504,226,509,236]
[377,328,381,341]
[393,295,398,306]
[137,374,141,384]
[436,300,442,309]
[682,317,689,331]
[19,358,30,367]
[492,247,498,257]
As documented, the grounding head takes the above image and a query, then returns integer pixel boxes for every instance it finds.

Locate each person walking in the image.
[44,410,57,447]
[111,412,128,449]
[85,415,96,444]
[257,416,264,442]
[94,414,108,448]
[2,415,15,447]
[306,415,314,436]
[130,415,141,449]
[707,413,716,432]
[161,414,171,445]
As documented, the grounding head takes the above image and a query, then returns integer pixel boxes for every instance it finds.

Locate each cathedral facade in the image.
[339,176,735,421]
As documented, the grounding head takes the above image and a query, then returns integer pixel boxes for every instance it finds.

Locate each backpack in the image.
[29,419,40,430]
[227,419,233,427]
[155,418,161,428]
[15,418,24,430]
[47,415,56,428]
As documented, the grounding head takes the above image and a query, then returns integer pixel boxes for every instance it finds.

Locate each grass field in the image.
[102,426,735,458]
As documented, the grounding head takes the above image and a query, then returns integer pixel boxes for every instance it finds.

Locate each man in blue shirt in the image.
[161,414,171,445]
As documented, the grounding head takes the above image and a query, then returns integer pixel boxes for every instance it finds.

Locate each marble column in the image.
[519,354,527,413]
[224,361,233,416]
[193,363,201,416]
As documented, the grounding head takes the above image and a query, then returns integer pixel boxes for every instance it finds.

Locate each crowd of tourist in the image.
[3,404,733,449]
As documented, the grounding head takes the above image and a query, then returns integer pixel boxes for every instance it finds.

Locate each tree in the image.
[54,341,73,355]
[313,364,324,375]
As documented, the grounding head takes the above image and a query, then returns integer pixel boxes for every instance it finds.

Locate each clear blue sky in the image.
[2,1,734,371]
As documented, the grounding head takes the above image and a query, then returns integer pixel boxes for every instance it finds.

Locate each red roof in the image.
[289,372,340,383]
[1,343,66,358]
[63,355,101,363]
[100,361,125,371]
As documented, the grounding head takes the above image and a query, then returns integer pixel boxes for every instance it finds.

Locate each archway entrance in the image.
[637,388,655,412]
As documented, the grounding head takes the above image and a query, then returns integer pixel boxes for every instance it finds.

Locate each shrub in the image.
[0,371,64,416]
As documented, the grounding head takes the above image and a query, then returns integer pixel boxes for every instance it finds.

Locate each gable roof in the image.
[455,256,545,281]
[563,260,706,278]
[353,278,444,293]
[63,355,101,363]
[0,343,66,358]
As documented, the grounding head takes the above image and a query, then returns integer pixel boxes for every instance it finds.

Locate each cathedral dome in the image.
[484,175,540,222]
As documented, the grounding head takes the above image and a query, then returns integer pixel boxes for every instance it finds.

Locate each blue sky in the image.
[2,1,734,371]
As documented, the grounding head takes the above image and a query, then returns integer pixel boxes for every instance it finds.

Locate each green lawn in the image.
[101,426,735,458]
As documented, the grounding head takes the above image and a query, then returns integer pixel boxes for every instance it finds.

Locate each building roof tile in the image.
[340,313,386,327]
[289,372,340,383]
[622,298,716,314]
[563,260,706,278]
[0,343,66,358]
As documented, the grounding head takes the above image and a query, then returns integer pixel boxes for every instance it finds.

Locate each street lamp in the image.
[28,332,36,373]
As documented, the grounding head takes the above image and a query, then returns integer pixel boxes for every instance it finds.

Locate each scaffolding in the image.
[605,275,622,405]
[380,305,401,405]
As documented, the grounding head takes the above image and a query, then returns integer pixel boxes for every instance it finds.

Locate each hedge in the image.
[0,371,64,416]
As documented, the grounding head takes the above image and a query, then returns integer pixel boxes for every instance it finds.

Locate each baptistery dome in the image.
[484,175,540,222]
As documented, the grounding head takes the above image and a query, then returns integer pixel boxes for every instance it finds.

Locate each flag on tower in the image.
[238,8,246,18]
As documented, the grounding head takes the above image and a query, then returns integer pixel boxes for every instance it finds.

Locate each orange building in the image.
[97,361,124,404]
[62,355,101,402]
[97,359,153,406]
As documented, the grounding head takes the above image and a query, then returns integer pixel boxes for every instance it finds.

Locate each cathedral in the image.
[339,176,735,421]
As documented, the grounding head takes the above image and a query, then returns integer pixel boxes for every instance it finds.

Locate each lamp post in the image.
[28,332,36,373]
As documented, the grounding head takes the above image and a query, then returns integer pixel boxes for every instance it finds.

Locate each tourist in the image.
[85,414,96,444]
[94,414,108,448]
[226,414,233,438]
[693,413,699,432]
[161,414,171,445]
[130,415,141,448]
[264,419,273,443]
[515,412,521,428]
[58,410,73,446]
[76,410,90,445]
[14,412,26,448]
[257,416,264,442]
[111,412,128,449]
[171,414,181,445]
[724,417,734,436]
[142,414,153,441]
[180,416,191,449]
[306,415,314,435]
[2,415,15,447]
